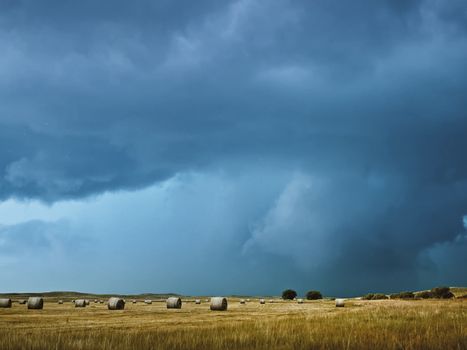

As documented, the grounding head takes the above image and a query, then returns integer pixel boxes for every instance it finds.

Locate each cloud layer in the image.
[0,0,466,295]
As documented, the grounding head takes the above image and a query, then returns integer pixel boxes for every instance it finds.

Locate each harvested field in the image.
[0,297,465,349]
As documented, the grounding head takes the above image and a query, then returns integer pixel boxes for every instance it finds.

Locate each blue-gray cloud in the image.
[0,0,466,294]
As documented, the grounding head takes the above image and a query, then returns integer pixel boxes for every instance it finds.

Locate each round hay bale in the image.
[268,299,274,303]
[259,299,265,304]
[195,299,201,304]
[335,298,345,307]
[166,297,182,309]
[144,300,152,304]
[58,300,63,304]
[18,299,27,305]
[27,297,44,310]
[246,299,250,302]
[94,300,98,303]
[85,300,90,306]
[132,299,137,304]
[205,299,209,303]
[108,297,125,310]
[297,299,304,304]
[210,297,228,311]
[99,300,103,304]
[0,298,12,308]
[75,299,86,307]
[240,299,246,304]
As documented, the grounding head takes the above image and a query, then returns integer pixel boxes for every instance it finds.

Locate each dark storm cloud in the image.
[0,0,466,293]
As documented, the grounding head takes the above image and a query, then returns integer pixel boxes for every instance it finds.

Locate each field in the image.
[0,294,466,350]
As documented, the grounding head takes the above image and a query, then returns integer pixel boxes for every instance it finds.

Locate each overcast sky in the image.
[0,0,466,297]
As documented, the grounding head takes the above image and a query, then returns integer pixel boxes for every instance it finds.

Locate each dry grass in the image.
[451,287,467,298]
[0,298,465,350]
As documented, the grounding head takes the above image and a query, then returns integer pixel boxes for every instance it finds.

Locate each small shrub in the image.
[390,291,414,299]
[415,291,433,299]
[362,293,374,300]
[371,293,388,300]
[282,289,297,300]
[306,290,322,300]
[430,287,454,299]
[363,293,388,300]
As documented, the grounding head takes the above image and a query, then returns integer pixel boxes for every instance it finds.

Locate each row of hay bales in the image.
[0,297,346,310]
[0,297,228,311]
[180,297,345,308]
[238,298,345,306]
[72,299,104,305]
[105,297,229,311]
[0,297,43,309]
[162,297,227,310]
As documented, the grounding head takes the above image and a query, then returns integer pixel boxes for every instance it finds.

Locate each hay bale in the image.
[27,297,44,310]
[246,299,250,302]
[108,297,125,310]
[144,300,152,304]
[268,299,274,303]
[85,300,90,306]
[210,297,228,311]
[259,299,265,304]
[240,299,246,304]
[99,300,104,304]
[132,299,137,304]
[195,299,201,304]
[297,299,304,304]
[94,300,98,303]
[75,299,87,307]
[205,299,209,303]
[166,297,182,309]
[18,300,27,305]
[335,298,345,307]
[0,299,12,308]
[58,300,63,304]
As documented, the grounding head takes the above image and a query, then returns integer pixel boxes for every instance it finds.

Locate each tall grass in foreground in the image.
[0,299,465,349]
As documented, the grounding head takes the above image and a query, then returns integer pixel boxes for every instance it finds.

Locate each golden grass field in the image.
[0,294,466,350]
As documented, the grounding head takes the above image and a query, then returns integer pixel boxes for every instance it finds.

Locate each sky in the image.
[0,0,466,297]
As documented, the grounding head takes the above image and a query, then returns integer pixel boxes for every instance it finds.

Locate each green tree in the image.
[306,290,323,300]
[282,289,297,300]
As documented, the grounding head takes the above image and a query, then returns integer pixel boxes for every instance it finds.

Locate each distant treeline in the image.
[362,286,461,300]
